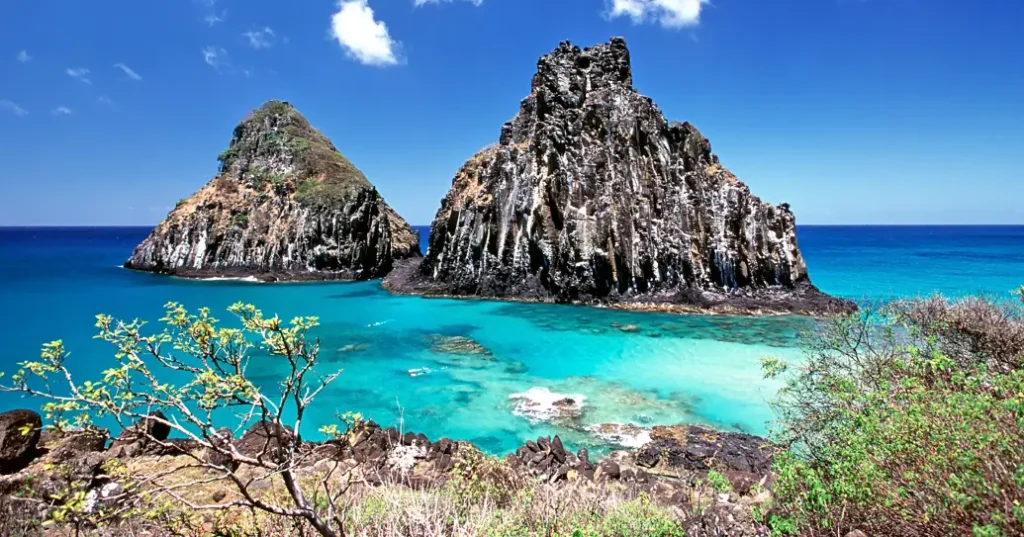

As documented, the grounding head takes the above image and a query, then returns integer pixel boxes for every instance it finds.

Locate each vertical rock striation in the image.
[125,101,419,281]
[385,38,852,314]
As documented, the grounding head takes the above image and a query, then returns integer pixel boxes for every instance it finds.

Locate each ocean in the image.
[0,225,1021,453]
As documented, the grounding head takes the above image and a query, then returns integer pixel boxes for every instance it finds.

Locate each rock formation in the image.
[125,101,419,281]
[0,414,776,537]
[386,38,852,315]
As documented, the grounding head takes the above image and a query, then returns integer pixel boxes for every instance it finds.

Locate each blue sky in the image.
[1,0,1022,226]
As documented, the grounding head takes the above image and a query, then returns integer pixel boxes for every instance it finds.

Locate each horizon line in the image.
[2,223,1024,229]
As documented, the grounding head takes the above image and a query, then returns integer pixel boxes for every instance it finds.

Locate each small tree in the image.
[0,302,356,537]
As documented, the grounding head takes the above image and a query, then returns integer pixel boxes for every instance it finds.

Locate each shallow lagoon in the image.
[1,226,1022,453]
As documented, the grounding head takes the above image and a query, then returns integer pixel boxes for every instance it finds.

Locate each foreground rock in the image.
[386,38,853,315]
[0,409,42,474]
[125,100,419,281]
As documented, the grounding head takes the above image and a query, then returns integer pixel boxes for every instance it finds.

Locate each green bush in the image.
[705,470,732,493]
[270,174,288,195]
[217,146,240,170]
[232,213,249,227]
[764,294,1024,536]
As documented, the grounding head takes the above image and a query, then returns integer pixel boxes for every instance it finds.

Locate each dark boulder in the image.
[596,459,620,481]
[204,427,238,472]
[236,421,296,462]
[108,411,173,456]
[0,409,42,474]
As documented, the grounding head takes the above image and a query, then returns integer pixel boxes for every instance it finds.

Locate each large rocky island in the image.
[125,101,419,281]
[386,38,852,315]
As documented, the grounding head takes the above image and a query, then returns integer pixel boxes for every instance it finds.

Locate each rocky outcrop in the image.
[125,101,419,281]
[1,412,777,535]
[386,38,852,315]
[634,425,777,480]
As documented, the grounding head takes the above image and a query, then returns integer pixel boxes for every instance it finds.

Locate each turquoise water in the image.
[0,226,1021,453]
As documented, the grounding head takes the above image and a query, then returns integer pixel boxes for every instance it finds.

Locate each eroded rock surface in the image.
[386,38,852,315]
[125,100,419,281]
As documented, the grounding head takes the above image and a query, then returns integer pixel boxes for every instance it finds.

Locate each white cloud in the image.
[66,67,92,84]
[202,46,227,69]
[114,62,142,81]
[244,27,277,49]
[52,106,73,116]
[98,96,115,105]
[330,0,399,66]
[0,100,28,116]
[16,50,31,63]
[204,11,226,26]
[414,0,483,6]
[608,0,708,28]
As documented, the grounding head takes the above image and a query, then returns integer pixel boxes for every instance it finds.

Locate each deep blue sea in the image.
[0,226,1021,453]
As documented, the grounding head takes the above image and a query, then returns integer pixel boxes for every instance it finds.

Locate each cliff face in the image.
[125,101,419,281]
[387,38,851,314]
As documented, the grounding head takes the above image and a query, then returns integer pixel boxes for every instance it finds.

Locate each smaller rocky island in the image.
[124,101,419,281]
[386,38,854,315]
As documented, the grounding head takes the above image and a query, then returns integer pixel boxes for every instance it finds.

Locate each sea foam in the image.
[509,387,586,424]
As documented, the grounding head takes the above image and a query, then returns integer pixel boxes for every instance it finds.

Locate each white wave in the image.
[408,367,432,377]
[585,423,653,449]
[195,276,262,282]
[509,387,585,424]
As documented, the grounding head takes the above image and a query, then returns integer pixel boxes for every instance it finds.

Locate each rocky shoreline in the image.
[125,264,384,283]
[385,257,855,316]
[0,408,777,534]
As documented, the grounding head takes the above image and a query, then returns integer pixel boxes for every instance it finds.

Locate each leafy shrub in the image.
[217,145,240,170]
[705,470,732,493]
[764,293,1024,536]
[231,213,249,227]
[270,174,288,195]
[248,167,269,190]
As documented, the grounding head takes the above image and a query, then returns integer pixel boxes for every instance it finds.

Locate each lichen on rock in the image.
[125,100,419,281]
[385,38,853,315]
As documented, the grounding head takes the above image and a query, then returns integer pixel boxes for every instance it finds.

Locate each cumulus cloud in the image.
[66,67,92,84]
[414,0,483,6]
[608,0,708,28]
[16,50,31,63]
[0,100,28,116]
[52,106,73,116]
[330,0,399,66]
[244,27,277,49]
[114,62,142,81]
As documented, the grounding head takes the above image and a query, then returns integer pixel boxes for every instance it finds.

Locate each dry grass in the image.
[92,453,693,537]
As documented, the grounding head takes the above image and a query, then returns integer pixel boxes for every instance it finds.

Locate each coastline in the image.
[121,257,855,316]
[383,258,857,317]
[121,262,398,283]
